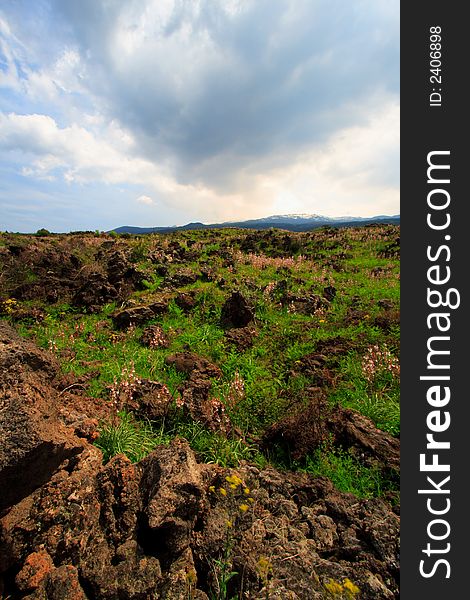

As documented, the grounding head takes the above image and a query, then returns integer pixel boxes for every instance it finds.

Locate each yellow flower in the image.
[319,319,325,323]
[343,578,360,595]
[185,568,197,585]
[225,474,243,487]
[243,487,250,494]
[324,579,344,595]
[208,485,215,493]
[219,487,227,496]
[239,503,250,512]
[226,520,233,528]
[257,556,271,575]
[248,497,255,503]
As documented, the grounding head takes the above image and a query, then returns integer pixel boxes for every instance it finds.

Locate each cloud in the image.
[136,194,154,205]
[47,0,399,189]
[0,0,399,229]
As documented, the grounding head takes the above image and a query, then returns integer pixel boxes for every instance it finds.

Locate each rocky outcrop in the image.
[0,324,400,598]
[220,292,253,328]
[165,352,222,380]
[111,301,168,329]
[0,323,85,511]
[263,393,400,478]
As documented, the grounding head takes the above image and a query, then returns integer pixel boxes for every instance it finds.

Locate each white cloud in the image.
[0,0,399,229]
[136,194,154,205]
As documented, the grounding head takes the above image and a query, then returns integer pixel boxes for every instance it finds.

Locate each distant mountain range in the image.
[110,213,400,234]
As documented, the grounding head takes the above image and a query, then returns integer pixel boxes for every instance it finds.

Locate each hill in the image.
[111,213,400,234]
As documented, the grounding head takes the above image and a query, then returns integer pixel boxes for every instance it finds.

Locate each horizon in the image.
[2,211,401,235]
[0,1,399,232]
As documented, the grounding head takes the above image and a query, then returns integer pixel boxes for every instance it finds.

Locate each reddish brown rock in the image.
[126,379,173,421]
[224,326,257,351]
[0,323,85,511]
[0,322,399,599]
[15,551,54,592]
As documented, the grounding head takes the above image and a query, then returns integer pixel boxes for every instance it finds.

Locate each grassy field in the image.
[0,224,400,500]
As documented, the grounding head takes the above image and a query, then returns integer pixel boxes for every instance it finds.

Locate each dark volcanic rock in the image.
[0,323,84,511]
[165,352,222,379]
[283,293,329,316]
[262,393,330,461]
[126,379,173,421]
[373,309,400,332]
[290,352,336,388]
[199,266,217,282]
[0,323,400,599]
[175,291,197,312]
[377,299,395,310]
[263,394,400,477]
[224,326,257,351]
[220,291,253,328]
[140,325,170,348]
[323,285,337,302]
[165,353,229,431]
[164,269,198,288]
[329,407,400,474]
[112,305,155,329]
[106,251,133,284]
[140,440,206,557]
[112,301,168,329]
[72,273,118,311]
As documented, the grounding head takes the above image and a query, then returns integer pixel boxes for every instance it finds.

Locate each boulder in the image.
[220,291,253,328]
[112,301,168,329]
[0,323,84,511]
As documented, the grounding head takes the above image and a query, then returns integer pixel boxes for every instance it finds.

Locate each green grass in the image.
[1,225,400,497]
[95,411,171,463]
[330,350,400,436]
[301,445,393,499]
[177,421,266,468]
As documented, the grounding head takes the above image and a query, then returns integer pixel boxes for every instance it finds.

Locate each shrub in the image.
[35,228,51,236]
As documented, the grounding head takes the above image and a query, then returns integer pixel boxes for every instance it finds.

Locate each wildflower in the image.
[343,578,360,595]
[361,344,400,383]
[243,487,250,495]
[1,298,18,314]
[226,520,233,528]
[256,556,272,583]
[226,373,245,409]
[209,486,216,493]
[324,579,344,595]
[239,504,249,512]
[263,281,276,298]
[225,474,243,487]
[185,568,197,585]
[219,487,227,496]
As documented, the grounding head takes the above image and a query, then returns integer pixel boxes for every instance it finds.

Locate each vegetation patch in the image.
[0,225,400,497]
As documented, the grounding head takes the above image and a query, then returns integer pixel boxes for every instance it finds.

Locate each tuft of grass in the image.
[177,421,266,468]
[330,350,400,436]
[95,411,170,463]
[301,445,392,499]
[351,394,400,437]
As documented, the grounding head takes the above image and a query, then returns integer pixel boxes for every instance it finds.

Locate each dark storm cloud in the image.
[48,0,399,190]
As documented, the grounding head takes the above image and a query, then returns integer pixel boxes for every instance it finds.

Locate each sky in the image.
[0,0,399,232]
